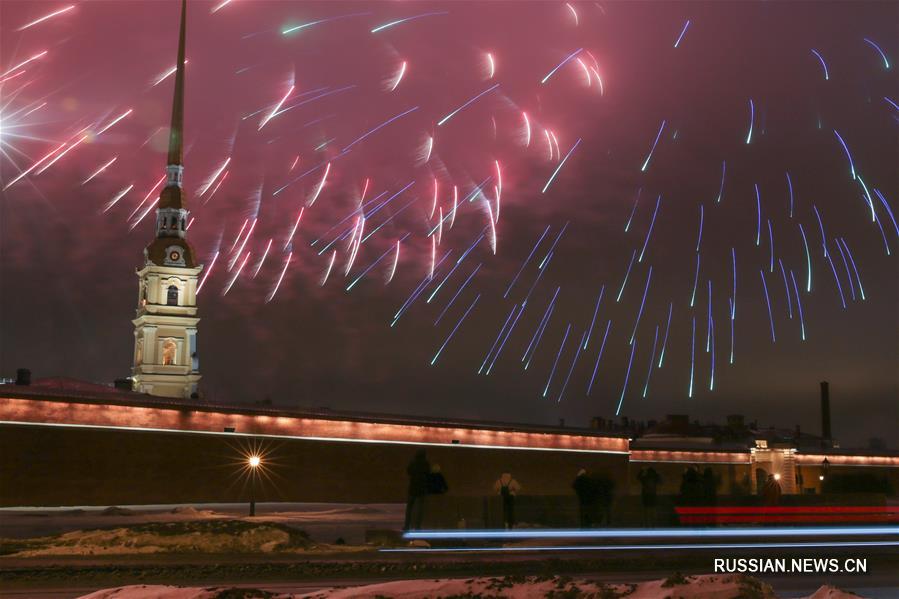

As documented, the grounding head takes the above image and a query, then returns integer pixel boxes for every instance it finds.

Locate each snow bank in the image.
[79,586,223,599]
[8,520,313,556]
[75,576,869,599]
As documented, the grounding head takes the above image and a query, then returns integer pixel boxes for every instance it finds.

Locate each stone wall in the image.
[0,423,628,507]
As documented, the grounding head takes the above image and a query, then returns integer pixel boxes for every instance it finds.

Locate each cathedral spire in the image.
[143,0,196,266]
[167,0,186,168]
[158,0,187,211]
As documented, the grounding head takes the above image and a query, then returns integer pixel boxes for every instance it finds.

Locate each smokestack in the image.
[820,381,832,440]
[15,368,31,386]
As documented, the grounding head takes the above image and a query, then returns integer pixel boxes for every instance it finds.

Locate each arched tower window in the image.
[162,339,177,366]
[167,285,179,306]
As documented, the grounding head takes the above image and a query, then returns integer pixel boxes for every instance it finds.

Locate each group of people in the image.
[405,451,626,531]
[405,453,790,531]
[678,466,720,505]
[404,449,524,530]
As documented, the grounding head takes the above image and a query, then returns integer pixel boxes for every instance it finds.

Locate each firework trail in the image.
[790,270,807,341]
[863,38,891,69]
[371,11,449,34]
[760,270,776,343]
[674,20,691,48]
[586,320,613,395]
[838,238,865,300]
[810,49,829,80]
[786,171,795,217]
[640,120,666,172]
[542,138,582,193]
[630,266,653,344]
[637,194,662,262]
[431,293,480,366]
[485,303,527,375]
[745,99,755,144]
[688,316,696,398]
[543,324,572,398]
[616,339,638,415]
[504,225,550,298]
[16,5,74,31]
[642,325,660,397]
[657,302,673,368]
[82,156,118,185]
[625,189,641,232]
[437,84,499,127]
[583,285,606,350]
[617,250,638,303]
[716,161,727,203]
[690,253,701,307]
[1,1,894,418]
[557,331,585,402]
[541,48,583,84]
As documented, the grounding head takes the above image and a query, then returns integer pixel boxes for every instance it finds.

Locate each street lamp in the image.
[248,455,261,516]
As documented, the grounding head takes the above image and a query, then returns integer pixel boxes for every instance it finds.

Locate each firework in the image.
[586,320,613,395]
[265,252,292,303]
[616,338,638,415]
[82,156,118,185]
[431,293,480,366]
[640,120,666,172]
[674,20,691,48]
[541,138,582,194]
[16,5,74,31]
[810,49,830,80]
[541,48,583,85]
[437,84,499,127]
[863,38,891,69]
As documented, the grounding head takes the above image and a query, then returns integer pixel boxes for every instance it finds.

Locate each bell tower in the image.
[132,0,201,399]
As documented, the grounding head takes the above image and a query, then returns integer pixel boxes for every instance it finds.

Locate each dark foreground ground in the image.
[1,503,897,598]
[2,549,899,598]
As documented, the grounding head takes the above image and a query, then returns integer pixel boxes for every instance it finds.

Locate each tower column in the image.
[131,0,201,401]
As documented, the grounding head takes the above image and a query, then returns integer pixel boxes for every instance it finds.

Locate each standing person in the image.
[680,466,701,505]
[637,467,661,527]
[572,469,597,527]
[762,474,782,507]
[701,467,718,507]
[428,463,449,495]
[493,472,521,529]
[594,475,615,526]
[404,449,430,531]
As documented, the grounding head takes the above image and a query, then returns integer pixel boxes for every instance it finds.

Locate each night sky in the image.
[1,1,897,447]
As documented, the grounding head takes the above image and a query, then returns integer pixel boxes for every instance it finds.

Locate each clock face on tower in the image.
[163,245,187,266]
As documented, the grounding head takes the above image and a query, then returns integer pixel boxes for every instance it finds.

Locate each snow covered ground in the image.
[77,574,866,599]
[0,502,404,545]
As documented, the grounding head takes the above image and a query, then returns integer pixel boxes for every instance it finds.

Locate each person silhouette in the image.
[638,467,661,526]
[403,449,430,531]
[493,472,521,529]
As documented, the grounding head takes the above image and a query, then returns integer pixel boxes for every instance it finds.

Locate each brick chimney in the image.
[820,381,832,440]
